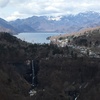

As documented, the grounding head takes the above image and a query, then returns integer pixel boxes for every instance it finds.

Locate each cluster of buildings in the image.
[50,36,100,58]
[50,38,70,47]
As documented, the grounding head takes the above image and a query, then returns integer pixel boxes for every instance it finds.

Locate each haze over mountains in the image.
[1,11,100,34]
[0,18,18,34]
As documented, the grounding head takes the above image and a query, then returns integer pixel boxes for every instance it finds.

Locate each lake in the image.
[14,33,61,44]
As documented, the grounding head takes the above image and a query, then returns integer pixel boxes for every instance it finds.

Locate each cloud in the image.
[17,0,100,16]
[3,0,100,21]
[6,11,26,21]
[0,0,9,8]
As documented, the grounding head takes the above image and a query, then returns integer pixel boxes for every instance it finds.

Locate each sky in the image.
[0,0,100,21]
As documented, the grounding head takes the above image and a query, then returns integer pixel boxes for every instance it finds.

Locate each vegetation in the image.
[0,32,100,100]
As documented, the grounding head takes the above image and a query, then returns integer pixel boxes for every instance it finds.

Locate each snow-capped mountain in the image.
[1,11,100,34]
[47,16,62,21]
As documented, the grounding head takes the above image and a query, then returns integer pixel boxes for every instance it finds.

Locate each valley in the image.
[0,32,100,100]
[0,11,100,100]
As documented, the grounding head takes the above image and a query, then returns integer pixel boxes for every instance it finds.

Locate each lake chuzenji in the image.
[14,33,61,44]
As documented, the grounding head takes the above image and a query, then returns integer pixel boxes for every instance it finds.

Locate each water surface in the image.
[15,33,61,44]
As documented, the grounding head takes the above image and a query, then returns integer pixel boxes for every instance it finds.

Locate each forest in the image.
[0,32,100,100]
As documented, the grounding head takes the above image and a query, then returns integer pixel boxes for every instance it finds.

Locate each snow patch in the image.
[47,16,62,21]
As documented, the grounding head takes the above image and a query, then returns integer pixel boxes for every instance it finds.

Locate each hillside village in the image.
[49,27,100,58]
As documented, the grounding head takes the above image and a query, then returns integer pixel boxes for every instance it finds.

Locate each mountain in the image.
[9,11,100,33]
[0,18,18,34]
[0,32,31,100]
[1,11,100,34]
[49,26,100,55]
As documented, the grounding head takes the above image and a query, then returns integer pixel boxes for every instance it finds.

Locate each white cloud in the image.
[6,11,26,21]
[0,0,9,7]
[2,0,100,20]
[19,0,100,15]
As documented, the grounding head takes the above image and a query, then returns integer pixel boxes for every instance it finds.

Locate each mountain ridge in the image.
[9,11,100,33]
[0,18,19,34]
[1,11,100,34]
[50,26,100,39]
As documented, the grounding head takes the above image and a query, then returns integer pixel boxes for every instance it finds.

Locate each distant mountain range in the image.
[0,18,19,34]
[1,11,100,34]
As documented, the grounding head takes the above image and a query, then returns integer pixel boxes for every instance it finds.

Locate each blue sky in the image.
[0,0,100,21]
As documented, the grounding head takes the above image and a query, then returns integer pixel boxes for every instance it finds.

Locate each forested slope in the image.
[0,32,100,100]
